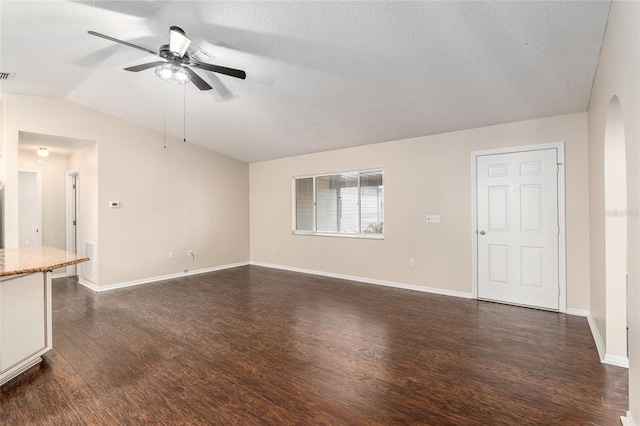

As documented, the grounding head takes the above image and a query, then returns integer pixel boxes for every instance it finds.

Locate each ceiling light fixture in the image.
[154,62,191,85]
[37,147,49,157]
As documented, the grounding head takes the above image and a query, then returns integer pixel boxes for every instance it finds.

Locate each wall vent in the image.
[84,241,95,282]
[0,72,16,80]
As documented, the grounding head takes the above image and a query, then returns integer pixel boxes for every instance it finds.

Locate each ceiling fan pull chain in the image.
[183,85,186,143]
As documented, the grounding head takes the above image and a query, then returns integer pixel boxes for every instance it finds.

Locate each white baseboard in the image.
[250,261,474,299]
[565,308,589,317]
[78,261,250,293]
[621,411,636,426]
[78,278,99,292]
[604,353,629,368]
[585,314,629,368]
[587,314,606,362]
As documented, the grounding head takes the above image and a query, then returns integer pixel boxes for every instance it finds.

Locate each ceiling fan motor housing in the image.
[159,44,190,62]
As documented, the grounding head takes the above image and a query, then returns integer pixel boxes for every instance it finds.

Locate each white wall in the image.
[67,143,99,283]
[587,0,640,421]
[1,94,250,288]
[0,95,6,248]
[250,112,590,311]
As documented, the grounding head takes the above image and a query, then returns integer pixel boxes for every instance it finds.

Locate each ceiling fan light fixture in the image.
[37,147,49,157]
[154,63,191,85]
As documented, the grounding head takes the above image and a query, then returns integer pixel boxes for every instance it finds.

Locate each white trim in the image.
[0,357,43,387]
[587,314,606,362]
[65,170,79,277]
[78,261,250,293]
[78,278,99,292]
[51,272,67,279]
[604,353,629,368]
[471,150,479,298]
[621,411,635,426]
[557,146,567,313]
[291,178,297,232]
[292,231,384,240]
[586,314,630,368]
[250,261,474,299]
[565,308,590,317]
[470,142,567,312]
[293,167,384,180]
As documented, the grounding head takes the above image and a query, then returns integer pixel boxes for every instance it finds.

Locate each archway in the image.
[604,95,628,364]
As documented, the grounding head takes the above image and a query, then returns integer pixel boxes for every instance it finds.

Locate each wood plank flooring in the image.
[1,266,628,425]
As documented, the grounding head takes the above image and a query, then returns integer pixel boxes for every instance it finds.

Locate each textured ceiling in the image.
[0,1,610,163]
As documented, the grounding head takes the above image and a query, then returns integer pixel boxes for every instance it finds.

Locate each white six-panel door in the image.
[477,149,559,310]
[18,170,42,248]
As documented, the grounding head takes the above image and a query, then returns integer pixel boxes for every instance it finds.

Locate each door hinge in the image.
[73,220,76,226]
[73,184,76,189]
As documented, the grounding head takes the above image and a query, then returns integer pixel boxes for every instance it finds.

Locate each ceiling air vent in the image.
[0,72,16,80]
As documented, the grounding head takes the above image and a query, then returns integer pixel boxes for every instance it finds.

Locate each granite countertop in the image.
[0,246,89,277]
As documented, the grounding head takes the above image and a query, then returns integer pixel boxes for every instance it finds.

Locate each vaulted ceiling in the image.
[0,1,610,163]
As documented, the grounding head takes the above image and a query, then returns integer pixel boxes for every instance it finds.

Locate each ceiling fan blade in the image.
[124,61,166,72]
[169,26,191,57]
[189,61,246,80]
[183,67,212,91]
[88,31,159,57]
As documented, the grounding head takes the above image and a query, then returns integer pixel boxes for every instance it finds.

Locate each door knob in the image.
[479,230,486,235]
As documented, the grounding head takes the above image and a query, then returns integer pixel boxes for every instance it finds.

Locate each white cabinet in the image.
[0,246,87,386]
[0,272,52,385]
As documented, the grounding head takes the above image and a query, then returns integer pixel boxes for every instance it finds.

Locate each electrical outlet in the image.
[272,245,277,251]
[410,258,415,267]
[169,252,174,259]
[426,215,441,223]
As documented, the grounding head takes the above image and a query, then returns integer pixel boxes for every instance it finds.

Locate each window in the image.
[294,170,384,237]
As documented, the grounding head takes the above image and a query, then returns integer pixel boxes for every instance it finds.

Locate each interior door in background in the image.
[18,170,42,248]
[477,148,559,310]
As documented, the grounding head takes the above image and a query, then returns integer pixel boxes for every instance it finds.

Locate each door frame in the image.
[471,142,567,313]
[66,170,79,277]
[18,169,43,248]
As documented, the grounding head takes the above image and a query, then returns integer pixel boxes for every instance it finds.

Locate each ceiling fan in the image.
[87,26,246,90]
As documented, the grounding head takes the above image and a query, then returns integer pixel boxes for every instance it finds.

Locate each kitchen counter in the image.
[0,246,89,386]
[0,246,89,277]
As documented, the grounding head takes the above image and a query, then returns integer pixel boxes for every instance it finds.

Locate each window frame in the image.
[292,168,384,239]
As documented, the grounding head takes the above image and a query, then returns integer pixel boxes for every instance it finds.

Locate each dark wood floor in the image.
[1,266,628,425]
